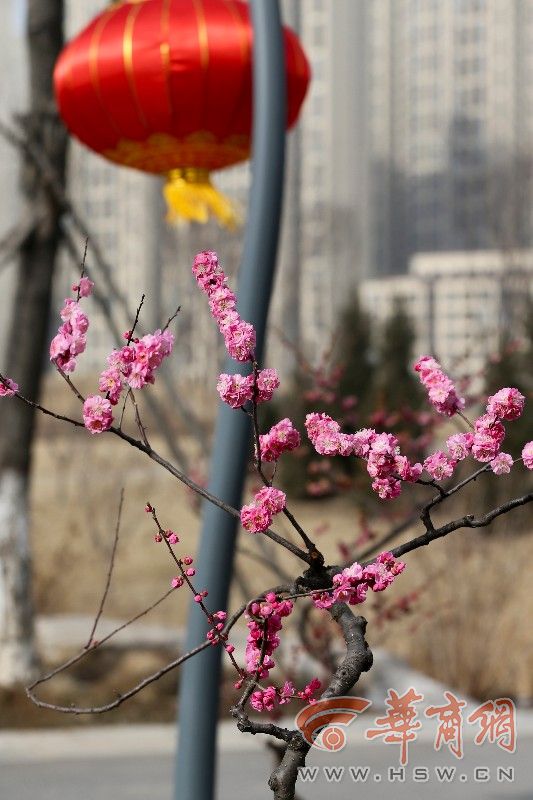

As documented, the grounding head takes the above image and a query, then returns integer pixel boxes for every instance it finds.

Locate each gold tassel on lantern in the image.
[163,168,241,230]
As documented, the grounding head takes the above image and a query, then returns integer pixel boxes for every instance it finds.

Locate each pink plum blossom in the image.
[395,455,423,482]
[50,299,89,373]
[471,433,501,463]
[362,551,406,591]
[82,395,113,434]
[98,368,123,405]
[260,418,301,462]
[350,428,377,457]
[490,453,513,475]
[216,373,254,408]
[446,432,474,460]
[240,486,286,532]
[423,451,456,480]
[192,251,257,362]
[279,680,296,704]
[240,502,272,534]
[297,678,322,703]
[414,355,465,416]
[486,387,525,421]
[372,476,402,500]
[245,592,293,678]
[314,552,406,610]
[250,686,278,712]
[222,320,256,362]
[255,368,280,403]
[74,276,94,298]
[0,377,18,397]
[255,486,286,515]
[522,441,533,469]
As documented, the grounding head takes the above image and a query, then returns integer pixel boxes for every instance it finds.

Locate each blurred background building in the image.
[361,248,533,377]
[1,0,533,382]
[367,0,533,277]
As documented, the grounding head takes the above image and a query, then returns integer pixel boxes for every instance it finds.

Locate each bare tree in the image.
[0,0,66,685]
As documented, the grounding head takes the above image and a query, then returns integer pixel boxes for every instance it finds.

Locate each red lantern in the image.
[54,0,310,227]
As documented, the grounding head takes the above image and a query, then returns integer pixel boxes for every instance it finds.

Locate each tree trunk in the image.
[0,0,66,686]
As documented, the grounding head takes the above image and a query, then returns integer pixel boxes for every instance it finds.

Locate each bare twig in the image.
[6,387,311,564]
[162,306,181,332]
[129,390,150,449]
[54,364,86,404]
[75,238,89,302]
[126,294,145,345]
[85,488,124,649]
[26,591,251,715]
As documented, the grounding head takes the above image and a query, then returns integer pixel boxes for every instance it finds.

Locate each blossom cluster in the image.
[106,328,174,394]
[205,610,229,646]
[312,551,406,610]
[0,377,18,397]
[83,328,174,435]
[49,293,91,374]
[216,367,280,409]
[240,486,286,533]
[245,592,293,679]
[304,351,533,491]
[305,414,422,500]
[414,355,465,417]
[259,418,301,462]
[192,251,256,362]
[250,677,321,713]
[438,386,527,475]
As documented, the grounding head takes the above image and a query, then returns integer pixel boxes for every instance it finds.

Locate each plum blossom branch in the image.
[126,294,145,345]
[389,490,533,563]
[249,361,323,564]
[2,377,311,564]
[26,591,255,715]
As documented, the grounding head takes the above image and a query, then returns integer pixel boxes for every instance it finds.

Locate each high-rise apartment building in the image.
[367,0,533,276]
[361,249,533,377]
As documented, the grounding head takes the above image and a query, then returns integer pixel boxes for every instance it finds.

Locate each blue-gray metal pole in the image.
[174,3,286,798]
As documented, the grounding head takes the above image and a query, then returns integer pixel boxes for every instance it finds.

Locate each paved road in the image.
[1,722,532,800]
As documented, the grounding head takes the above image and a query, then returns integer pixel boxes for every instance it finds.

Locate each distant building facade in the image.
[367,0,533,276]
[361,250,533,376]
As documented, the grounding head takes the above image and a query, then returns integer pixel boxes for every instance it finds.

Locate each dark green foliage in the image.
[268,292,430,503]
[373,298,423,413]
[336,292,375,411]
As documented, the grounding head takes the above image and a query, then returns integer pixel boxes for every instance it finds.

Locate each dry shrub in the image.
[379,528,533,702]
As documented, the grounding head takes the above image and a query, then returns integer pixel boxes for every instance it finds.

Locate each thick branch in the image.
[268,607,372,800]
[390,491,533,561]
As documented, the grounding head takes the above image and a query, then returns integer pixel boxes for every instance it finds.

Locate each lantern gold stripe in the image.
[224,0,249,65]
[122,1,149,129]
[160,0,175,121]
[90,6,123,137]
[192,0,209,72]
